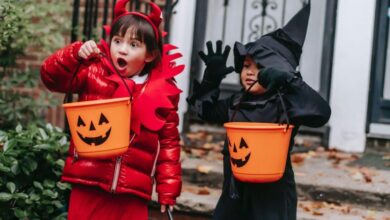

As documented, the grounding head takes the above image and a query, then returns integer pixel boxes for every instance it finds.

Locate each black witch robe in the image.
[188,3,331,219]
[188,74,330,220]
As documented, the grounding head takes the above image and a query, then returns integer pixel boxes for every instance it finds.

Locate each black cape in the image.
[188,74,331,220]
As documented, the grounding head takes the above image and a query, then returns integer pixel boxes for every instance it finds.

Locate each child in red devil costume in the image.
[40,1,184,219]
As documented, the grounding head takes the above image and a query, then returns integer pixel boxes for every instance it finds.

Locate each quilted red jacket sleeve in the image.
[155,94,182,205]
[40,41,87,93]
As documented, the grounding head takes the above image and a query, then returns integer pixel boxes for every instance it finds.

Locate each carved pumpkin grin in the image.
[229,137,251,168]
[77,128,112,146]
[231,153,251,167]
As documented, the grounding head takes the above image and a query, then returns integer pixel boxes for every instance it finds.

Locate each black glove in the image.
[198,41,235,88]
[258,67,295,92]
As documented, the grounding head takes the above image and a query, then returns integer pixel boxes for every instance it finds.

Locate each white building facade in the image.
[169,0,390,152]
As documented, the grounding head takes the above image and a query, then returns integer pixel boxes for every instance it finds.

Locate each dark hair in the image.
[110,15,163,75]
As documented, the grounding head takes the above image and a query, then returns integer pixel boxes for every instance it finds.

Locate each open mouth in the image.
[245,79,256,85]
[117,58,127,68]
[77,128,112,146]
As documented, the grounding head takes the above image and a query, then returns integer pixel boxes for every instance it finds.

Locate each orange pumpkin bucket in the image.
[225,82,294,183]
[63,97,131,158]
[224,122,294,183]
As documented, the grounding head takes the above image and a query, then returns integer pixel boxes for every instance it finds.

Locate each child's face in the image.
[240,56,266,95]
[110,27,154,78]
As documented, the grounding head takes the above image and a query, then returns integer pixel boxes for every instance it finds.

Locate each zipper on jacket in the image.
[110,134,135,192]
[111,156,122,193]
[150,141,161,182]
[72,148,79,164]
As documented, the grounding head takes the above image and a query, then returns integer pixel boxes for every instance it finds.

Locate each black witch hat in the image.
[234,2,311,73]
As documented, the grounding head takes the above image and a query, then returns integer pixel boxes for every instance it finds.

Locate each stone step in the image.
[150,182,390,220]
[180,151,390,210]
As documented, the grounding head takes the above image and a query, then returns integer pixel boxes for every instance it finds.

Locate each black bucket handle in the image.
[229,80,291,132]
[63,53,134,135]
[64,53,133,105]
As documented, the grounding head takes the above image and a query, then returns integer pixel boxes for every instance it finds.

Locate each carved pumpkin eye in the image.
[77,116,86,127]
[99,113,109,125]
[239,138,248,149]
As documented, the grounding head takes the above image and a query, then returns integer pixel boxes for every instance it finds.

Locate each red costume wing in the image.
[131,44,185,134]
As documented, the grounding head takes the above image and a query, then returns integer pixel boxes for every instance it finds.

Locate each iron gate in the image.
[71,0,179,42]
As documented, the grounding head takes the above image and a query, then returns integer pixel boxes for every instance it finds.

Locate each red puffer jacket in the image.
[40,40,183,205]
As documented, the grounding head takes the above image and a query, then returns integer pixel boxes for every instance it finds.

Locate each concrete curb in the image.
[181,155,390,210]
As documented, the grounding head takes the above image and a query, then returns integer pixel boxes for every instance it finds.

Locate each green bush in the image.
[0,0,72,218]
[0,123,70,219]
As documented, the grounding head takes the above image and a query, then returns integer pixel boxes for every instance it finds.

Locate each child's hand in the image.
[258,67,295,92]
[78,40,101,60]
[198,41,235,87]
[160,204,173,213]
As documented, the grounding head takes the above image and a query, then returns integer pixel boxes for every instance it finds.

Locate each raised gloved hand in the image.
[258,67,295,92]
[198,41,235,88]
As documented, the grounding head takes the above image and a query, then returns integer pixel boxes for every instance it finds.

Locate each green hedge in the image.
[0,1,72,218]
[0,124,70,219]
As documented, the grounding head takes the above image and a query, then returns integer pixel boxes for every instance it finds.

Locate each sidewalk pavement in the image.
[151,128,390,219]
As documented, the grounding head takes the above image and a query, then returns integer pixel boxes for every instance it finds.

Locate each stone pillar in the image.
[168,0,196,132]
[329,0,376,152]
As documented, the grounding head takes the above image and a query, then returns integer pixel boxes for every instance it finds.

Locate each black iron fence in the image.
[216,0,311,43]
[71,0,179,42]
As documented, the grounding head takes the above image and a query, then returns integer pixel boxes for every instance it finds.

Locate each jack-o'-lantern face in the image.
[76,113,112,146]
[229,137,251,167]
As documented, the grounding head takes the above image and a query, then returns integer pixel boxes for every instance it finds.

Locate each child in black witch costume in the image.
[187,3,331,220]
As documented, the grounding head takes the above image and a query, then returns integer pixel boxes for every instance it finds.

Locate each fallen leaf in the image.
[383,153,390,160]
[352,171,364,181]
[340,205,351,214]
[327,150,356,163]
[298,203,311,212]
[197,187,210,195]
[181,185,198,194]
[359,168,376,183]
[186,132,207,141]
[197,165,213,174]
[201,143,217,150]
[311,201,325,209]
[312,210,324,216]
[291,154,305,164]
[190,148,208,157]
[307,151,317,157]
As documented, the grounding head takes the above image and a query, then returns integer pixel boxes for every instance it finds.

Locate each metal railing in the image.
[71,0,179,42]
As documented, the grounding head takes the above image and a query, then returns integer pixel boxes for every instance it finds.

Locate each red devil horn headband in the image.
[109,0,162,41]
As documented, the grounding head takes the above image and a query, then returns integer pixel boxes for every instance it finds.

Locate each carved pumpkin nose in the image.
[89,122,96,131]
